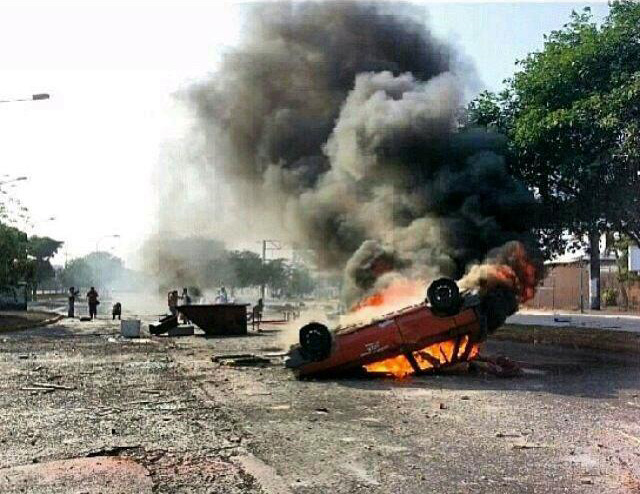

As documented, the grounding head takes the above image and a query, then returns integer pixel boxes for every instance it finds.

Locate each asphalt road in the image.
[0,315,639,493]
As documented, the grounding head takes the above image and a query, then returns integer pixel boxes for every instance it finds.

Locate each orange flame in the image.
[459,241,541,303]
[342,278,424,327]
[364,336,480,378]
[353,278,424,311]
[364,354,414,378]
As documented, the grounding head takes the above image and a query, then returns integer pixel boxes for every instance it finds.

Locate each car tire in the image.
[299,322,332,361]
[427,278,462,316]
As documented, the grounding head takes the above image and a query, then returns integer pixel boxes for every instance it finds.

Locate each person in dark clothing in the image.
[87,287,99,319]
[68,286,79,318]
[112,302,122,320]
[252,298,264,331]
[168,290,179,316]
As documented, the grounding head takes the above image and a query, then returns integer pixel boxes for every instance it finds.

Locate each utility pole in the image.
[260,239,282,299]
[579,257,585,313]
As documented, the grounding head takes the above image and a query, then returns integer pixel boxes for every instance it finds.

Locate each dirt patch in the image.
[492,324,640,354]
[0,311,62,333]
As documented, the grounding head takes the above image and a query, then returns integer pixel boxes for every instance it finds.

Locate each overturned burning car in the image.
[286,241,542,378]
[286,278,510,378]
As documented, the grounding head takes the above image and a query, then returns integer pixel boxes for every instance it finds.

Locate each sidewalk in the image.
[508,309,640,334]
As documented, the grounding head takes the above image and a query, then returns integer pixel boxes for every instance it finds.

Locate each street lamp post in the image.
[0,93,50,104]
[0,176,28,186]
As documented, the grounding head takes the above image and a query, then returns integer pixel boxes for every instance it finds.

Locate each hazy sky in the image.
[0,1,609,266]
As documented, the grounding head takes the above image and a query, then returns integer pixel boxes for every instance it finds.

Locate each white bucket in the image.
[121,319,141,338]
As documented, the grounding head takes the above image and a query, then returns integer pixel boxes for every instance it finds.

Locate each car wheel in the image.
[427,278,462,316]
[299,322,332,361]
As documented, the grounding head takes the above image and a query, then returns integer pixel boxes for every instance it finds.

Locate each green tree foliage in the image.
[83,251,124,287]
[228,250,264,289]
[286,264,315,297]
[466,1,640,308]
[59,257,94,289]
[59,251,126,290]
[0,223,29,287]
[26,236,63,296]
[206,251,316,298]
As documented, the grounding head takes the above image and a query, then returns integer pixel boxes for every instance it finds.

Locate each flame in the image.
[342,278,424,327]
[363,354,414,378]
[364,336,480,378]
[459,241,541,303]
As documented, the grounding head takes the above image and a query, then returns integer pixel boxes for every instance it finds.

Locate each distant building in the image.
[526,253,630,311]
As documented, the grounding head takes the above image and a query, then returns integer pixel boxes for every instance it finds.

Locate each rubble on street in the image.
[1,314,639,493]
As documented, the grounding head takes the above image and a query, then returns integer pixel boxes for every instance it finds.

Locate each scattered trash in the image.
[470,355,522,377]
[439,403,447,410]
[139,389,163,395]
[32,381,75,390]
[314,407,329,414]
[553,316,572,323]
[22,382,75,392]
[84,445,140,457]
[496,432,521,438]
[21,387,54,393]
[270,404,291,411]
[212,353,255,362]
[149,315,178,335]
[511,442,549,449]
[212,354,272,366]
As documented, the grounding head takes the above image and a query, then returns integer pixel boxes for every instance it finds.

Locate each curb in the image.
[0,313,64,334]
[490,323,640,355]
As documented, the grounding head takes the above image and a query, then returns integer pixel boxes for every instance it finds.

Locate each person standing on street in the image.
[87,286,99,320]
[180,288,191,323]
[67,286,79,318]
[168,290,179,317]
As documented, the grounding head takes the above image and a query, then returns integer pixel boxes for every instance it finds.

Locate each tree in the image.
[286,264,315,298]
[228,250,264,289]
[83,251,124,288]
[467,1,640,309]
[605,233,640,310]
[0,223,29,287]
[59,251,127,290]
[26,235,63,298]
[59,257,94,289]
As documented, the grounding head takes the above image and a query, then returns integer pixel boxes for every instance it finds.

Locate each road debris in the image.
[149,315,178,335]
[29,382,76,391]
[213,354,272,366]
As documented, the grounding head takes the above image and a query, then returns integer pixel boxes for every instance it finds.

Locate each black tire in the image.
[427,278,462,316]
[299,323,332,361]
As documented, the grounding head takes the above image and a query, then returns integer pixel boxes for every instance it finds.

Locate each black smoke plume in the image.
[180,2,538,306]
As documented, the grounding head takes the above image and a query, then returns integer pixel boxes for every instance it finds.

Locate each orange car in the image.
[286,278,488,378]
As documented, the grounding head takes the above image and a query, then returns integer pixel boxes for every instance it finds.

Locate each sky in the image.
[0,0,610,267]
